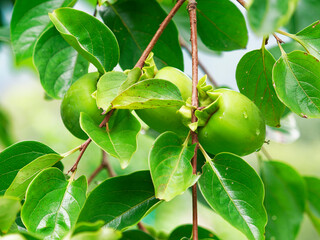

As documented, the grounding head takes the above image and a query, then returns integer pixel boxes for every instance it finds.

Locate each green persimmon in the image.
[198,88,266,156]
[60,72,104,139]
[135,66,192,136]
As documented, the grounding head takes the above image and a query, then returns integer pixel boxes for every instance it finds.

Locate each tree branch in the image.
[88,150,116,184]
[179,37,218,87]
[236,0,247,8]
[69,0,185,174]
[68,109,114,173]
[134,0,186,69]
[188,1,199,239]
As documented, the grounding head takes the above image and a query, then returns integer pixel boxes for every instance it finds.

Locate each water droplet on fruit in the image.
[270,237,276,240]
[272,215,277,221]
[243,112,248,119]
[256,129,260,135]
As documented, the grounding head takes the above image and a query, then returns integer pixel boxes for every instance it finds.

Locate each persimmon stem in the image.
[134,0,186,69]
[179,37,218,87]
[188,0,199,239]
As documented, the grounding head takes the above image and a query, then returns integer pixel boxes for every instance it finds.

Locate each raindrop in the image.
[256,129,260,135]
[243,112,248,119]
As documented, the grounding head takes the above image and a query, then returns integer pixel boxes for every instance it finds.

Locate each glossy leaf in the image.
[198,153,267,240]
[34,27,89,99]
[304,177,320,234]
[197,0,248,51]
[5,154,63,199]
[49,8,119,74]
[96,71,128,111]
[21,168,87,239]
[100,0,183,70]
[272,50,320,118]
[70,228,122,240]
[111,79,184,109]
[0,107,14,147]
[10,0,75,63]
[294,21,320,60]
[0,196,21,234]
[72,221,105,236]
[77,171,160,230]
[0,141,56,195]
[149,132,198,201]
[261,161,306,240]
[248,0,298,36]
[120,230,154,240]
[80,110,141,168]
[168,224,220,240]
[236,48,285,127]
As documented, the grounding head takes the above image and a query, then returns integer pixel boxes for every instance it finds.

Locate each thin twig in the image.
[101,150,116,177]
[93,0,99,17]
[137,222,149,233]
[88,150,116,184]
[261,146,273,160]
[134,0,186,69]
[68,110,115,173]
[88,162,104,184]
[179,37,218,87]
[188,1,199,239]
[236,0,247,8]
[272,33,285,44]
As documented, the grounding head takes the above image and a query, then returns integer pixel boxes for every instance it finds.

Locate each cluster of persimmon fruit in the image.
[60,66,266,157]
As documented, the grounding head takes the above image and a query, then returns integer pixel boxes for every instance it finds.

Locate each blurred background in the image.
[0,0,320,239]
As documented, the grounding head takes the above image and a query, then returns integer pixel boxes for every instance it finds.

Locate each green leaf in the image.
[287,0,320,33]
[49,8,119,74]
[0,141,56,195]
[149,132,198,201]
[304,177,320,234]
[34,27,89,99]
[111,79,184,109]
[80,110,141,169]
[272,50,320,118]
[100,0,183,70]
[268,41,304,60]
[96,71,128,111]
[0,26,10,43]
[261,161,306,240]
[198,153,267,240]
[120,230,154,240]
[293,21,320,60]
[21,168,87,239]
[197,0,248,51]
[168,224,220,240]
[0,196,21,234]
[70,228,122,240]
[236,49,285,127]
[77,171,161,230]
[5,154,63,199]
[247,0,298,36]
[0,107,14,147]
[72,221,105,236]
[10,0,76,64]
